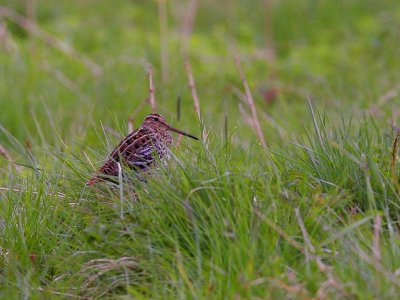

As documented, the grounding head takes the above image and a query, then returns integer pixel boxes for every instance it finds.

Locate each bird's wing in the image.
[126,146,155,169]
[109,128,141,159]
[109,127,159,170]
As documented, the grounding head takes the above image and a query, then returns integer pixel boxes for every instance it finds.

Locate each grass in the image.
[1,0,400,298]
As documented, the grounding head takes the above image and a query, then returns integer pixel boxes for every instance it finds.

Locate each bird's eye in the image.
[154,117,159,122]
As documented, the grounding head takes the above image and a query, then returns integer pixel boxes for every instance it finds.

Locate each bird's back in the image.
[88,126,173,185]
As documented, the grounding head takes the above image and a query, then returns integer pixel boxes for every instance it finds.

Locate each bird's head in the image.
[143,113,167,127]
[142,113,198,140]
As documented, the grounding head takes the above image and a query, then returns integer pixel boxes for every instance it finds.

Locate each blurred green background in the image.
[1,1,400,299]
[1,0,399,148]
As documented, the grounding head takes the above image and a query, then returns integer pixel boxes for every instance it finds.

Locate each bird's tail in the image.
[86,176,100,186]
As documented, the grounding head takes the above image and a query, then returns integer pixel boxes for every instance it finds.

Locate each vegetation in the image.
[1,0,400,298]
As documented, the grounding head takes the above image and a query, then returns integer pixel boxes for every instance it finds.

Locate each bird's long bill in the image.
[167,125,199,140]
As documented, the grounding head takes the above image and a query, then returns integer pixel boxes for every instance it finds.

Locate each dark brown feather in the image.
[87,113,196,186]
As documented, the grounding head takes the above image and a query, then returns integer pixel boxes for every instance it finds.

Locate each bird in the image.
[87,113,198,185]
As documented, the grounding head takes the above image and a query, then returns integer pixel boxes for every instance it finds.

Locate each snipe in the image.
[87,113,198,185]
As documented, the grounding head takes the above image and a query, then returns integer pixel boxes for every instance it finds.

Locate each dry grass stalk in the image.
[294,207,314,264]
[373,215,382,268]
[0,6,102,76]
[254,208,304,253]
[158,0,169,82]
[379,89,399,106]
[233,85,260,128]
[294,208,348,299]
[128,97,148,133]
[261,111,287,139]
[102,126,122,139]
[224,114,228,141]
[177,95,181,122]
[36,288,83,299]
[0,144,21,172]
[238,103,253,128]
[147,65,157,113]
[0,186,68,199]
[41,62,82,96]
[25,0,36,23]
[315,277,344,299]
[353,242,400,287]
[82,149,97,173]
[231,85,248,104]
[378,83,400,107]
[174,96,183,148]
[128,119,134,134]
[175,134,183,148]
[234,54,267,147]
[0,20,13,51]
[391,128,400,186]
[232,85,286,139]
[294,208,333,273]
[118,162,124,220]
[184,60,200,118]
[80,256,138,288]
[263,0,276,67]
[184,59,206,141]
[273,280,312,300]
[180,0,199,56]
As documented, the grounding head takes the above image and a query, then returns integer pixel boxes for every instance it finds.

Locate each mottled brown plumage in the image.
[87,113,198,185]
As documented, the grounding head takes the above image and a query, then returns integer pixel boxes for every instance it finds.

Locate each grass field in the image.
[1,0,400,298]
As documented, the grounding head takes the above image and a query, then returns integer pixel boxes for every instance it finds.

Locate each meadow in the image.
[1,0,400,298]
